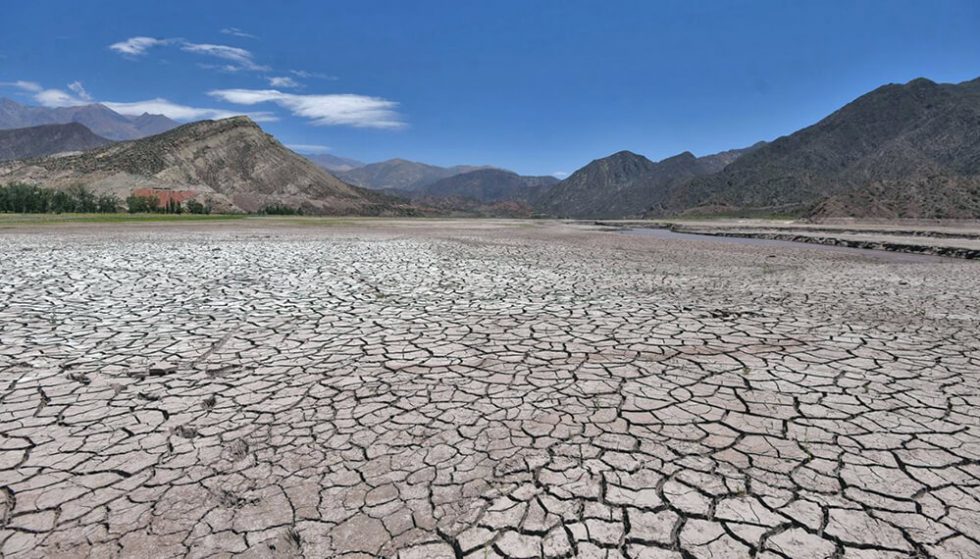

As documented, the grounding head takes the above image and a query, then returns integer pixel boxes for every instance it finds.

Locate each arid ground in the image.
[1,218,979,559]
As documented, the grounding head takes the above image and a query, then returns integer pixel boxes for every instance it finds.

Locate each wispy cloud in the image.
[286,144,332,154]
[34,89,89,107]
[109,36,171,56]
[1,79,277,122]
[290,69,338,80]
[103,98,277,122]
[552,171,569,179]
[220,27,256,39]
[67,81,93,102]
[0,80,42,93]
[9,81,94,107]
[180,42,268,71]
[109,36,267,72]
[268,76,300,88]
[209,88,405,129]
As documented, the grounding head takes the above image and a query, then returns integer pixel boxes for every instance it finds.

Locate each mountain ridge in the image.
[0,122,112,162]
[337,158,496,191]
[657,77,980,218]
[0,98,180,141]
[0,116,415,215]
[536,145,760,218]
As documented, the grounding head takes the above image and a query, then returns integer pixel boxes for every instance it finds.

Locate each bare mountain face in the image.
[303,153,365,173]
[420,168,558,203]
[0,122,112,161]
[389,168,560,217]
[536,147,758,219]
[337,158,493,191]
[0,98,179,141]
[0,116,415,215]
[661,77,980,218]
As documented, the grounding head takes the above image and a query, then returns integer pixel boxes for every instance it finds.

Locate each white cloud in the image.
[109,36,170,56]
[209,89,405,129]
[10,80,93,108]
[290,69,338,80]
[268,76,300,88]
[103,98,278,122]
[67,81,93,102]
[3,78,279,123]
[180,42,268,71]
[220,27,256,39]
[109,37,268,72]
[2,80,81,107]
[286,144,332,154]
[31,82,96,107]
[34,89,89,107]
[0,80,43,92]
[552,171,569,179]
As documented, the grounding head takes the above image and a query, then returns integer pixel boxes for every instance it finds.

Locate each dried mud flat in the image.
[1,219,979,559]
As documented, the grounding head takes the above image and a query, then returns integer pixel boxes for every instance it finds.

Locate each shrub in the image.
[259,203,303,215]
[126,195,160,213]
[185,199,210,214]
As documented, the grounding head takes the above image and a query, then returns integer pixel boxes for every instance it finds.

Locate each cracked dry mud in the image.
[1,220,979,559]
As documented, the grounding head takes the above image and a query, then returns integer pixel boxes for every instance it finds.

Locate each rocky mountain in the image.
[660,77,980,218]
[380,168,561,217]
[536,146,758,219]
[337,158,493,191]
[303,153,365,173]
[0,122,112,161]
[0,116,414,215]
[127,113,180,138]
[419,168,558,203]
[0,98,179,141]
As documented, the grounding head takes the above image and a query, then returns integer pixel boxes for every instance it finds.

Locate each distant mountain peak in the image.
[536,145,757,219]
[0,98,179,140]
[607,150,647,160]
[337,158,500,192]
[0,122,112,162]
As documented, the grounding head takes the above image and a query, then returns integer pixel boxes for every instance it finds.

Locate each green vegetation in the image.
[0,182,119,214]
[0,182,219,215]
[125,194,160,213]
[125,195,210,214]
[185,199,210,214]
[258,203,303,215]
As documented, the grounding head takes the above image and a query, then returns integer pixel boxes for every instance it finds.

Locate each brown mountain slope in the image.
[0,122,112,162]
[337,159,494,191]
[0,116,415,215]
[536,146,758,219]
[420,168,558,203]
[662,77,980,218]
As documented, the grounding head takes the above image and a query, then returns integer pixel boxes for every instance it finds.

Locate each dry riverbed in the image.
[1,219,978,558]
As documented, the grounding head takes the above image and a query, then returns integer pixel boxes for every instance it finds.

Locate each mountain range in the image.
[0,122,112,162]
[336,159,495,192]
[536,146,760,219]
[0,98,179,141]
[389,168,560,217]
[0,76,978,219]
[303,153,365,173]
[653,77,980,219]
[0,117,412,215]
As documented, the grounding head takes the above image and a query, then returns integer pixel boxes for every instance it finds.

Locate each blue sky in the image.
[2,1,978,176]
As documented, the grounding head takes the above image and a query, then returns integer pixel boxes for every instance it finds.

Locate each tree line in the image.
[0,182,305,215]
[0,182,211,214]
